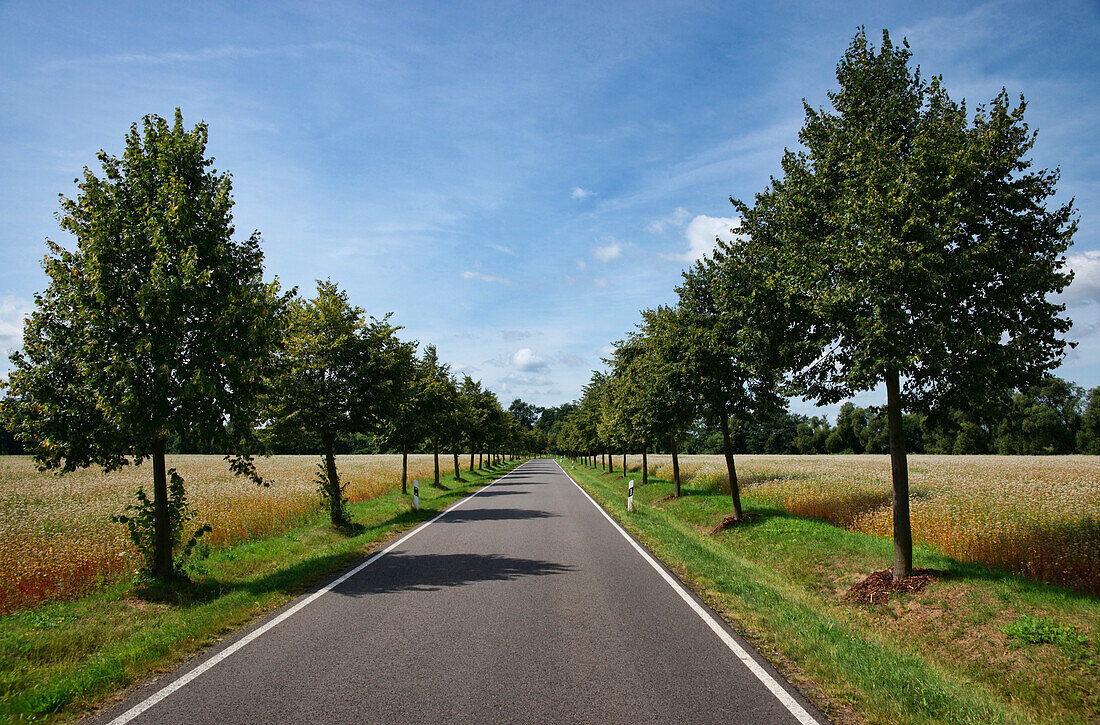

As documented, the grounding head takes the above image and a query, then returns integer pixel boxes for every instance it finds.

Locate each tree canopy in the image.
[1,110,284,579]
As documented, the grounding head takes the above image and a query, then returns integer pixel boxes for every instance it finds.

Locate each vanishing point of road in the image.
[91,459,831,724]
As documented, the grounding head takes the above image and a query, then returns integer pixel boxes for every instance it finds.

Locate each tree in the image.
[264,281,404,527]
[418,345,453,485]
[736,29,1076,579]
[460,376,488,471]
[1,110,284,580]
[1078,387,1100,454]
[380,339,422,494]
[674,258,783,519]
[508,398,541,430]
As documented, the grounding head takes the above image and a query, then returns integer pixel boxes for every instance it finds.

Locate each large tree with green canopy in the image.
[734,29,1076,579]
[1,110,285,581]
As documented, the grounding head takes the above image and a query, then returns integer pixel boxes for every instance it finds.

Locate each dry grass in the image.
[0,454,442,612]
[627,454,1100,596]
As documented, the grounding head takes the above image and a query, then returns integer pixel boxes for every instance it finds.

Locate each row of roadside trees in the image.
[557,29,1078,582]
[0,110,530,582]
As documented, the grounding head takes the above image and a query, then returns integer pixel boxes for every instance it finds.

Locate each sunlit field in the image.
[0,454,443,612]
[625,454,1100,596]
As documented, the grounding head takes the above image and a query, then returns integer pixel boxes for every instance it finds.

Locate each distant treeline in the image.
[500,375,1100,457]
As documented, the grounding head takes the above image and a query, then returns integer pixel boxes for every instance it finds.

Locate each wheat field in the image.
[627,454,1100,596]
[0,454,442,612]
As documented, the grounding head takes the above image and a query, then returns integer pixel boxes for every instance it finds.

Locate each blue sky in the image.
[2,0,1098,417]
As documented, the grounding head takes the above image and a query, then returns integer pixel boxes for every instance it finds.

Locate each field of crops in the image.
[624,454,1100,596]
[0,454,443,612]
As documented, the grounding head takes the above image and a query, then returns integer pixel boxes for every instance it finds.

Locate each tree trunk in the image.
[322,433,345,526]
[886,367,913,581]
[642,445,648,486]
[151,435,174,580]
[453,450,460,480]
[622,449,626,476]
[433,444,440,485]
[478,451,483,469]
[470,448,475,471]
[608,450,614,473]
[401,443,408,494]
[671,434,681,498]
[719,413,743,519]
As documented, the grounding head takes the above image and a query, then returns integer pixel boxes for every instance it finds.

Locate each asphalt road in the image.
[91,459,829,724]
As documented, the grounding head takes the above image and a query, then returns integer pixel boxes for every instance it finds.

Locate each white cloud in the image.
[511,347,547,371]
[461,271,510,284]
[576,259,588,272]
[598,344,616,358]
[571,187,595,200]
[1060,251,1100,305]
[0,296,33,356]
[593,278,609,289]
[647,206,692,234]
[593,242,622,262]
[665,215,741,263]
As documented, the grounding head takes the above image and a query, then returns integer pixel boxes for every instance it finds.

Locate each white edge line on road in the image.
[106,461,532,725]
[552,459,821,725]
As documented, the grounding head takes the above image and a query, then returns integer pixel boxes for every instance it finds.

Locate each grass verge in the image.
[561,459,1099,725]
[0,459,524,724]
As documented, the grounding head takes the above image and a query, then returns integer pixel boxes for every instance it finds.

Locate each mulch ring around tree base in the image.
[708,514,758,534]
[844,568,948,605]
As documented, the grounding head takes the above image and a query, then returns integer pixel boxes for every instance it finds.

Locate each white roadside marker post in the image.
[413,479,419,511]
[627,479,634,512]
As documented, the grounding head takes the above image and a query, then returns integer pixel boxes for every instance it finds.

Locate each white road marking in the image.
[553,459,822,725]
[106,462,532,725]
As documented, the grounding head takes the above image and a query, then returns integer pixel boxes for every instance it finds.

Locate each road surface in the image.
[91,459,829,724]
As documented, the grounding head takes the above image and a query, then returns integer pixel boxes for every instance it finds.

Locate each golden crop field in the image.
[627,453,1100,596]
[0,454,443,613]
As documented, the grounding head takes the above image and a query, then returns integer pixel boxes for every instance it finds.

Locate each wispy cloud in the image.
[487,243,518,257]
[572,187,595,200]
[593,241,622,262]
[42,42,348,71]
[647,206,692,234]
[461,271,510,284]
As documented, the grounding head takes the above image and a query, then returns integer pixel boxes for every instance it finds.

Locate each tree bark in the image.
[453,450,460,480]
[671,434,681,498]
[608,450,614,473]
[719,413,743,519]
[478,451,483,469]
[401,443,408,494]
[470,448,475,472]
[642,445,648,486]
[886,367,913,580]
[433,444,440,485]
[622,450,626,476]
[322,433,345,526]
[151,435,174,580]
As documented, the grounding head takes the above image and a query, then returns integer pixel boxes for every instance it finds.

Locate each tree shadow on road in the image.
[333,552,574,597]
[439,507,559,523]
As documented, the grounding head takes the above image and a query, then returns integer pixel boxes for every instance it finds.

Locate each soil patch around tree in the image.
[844,568,947,605]
[708,513,758,534]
